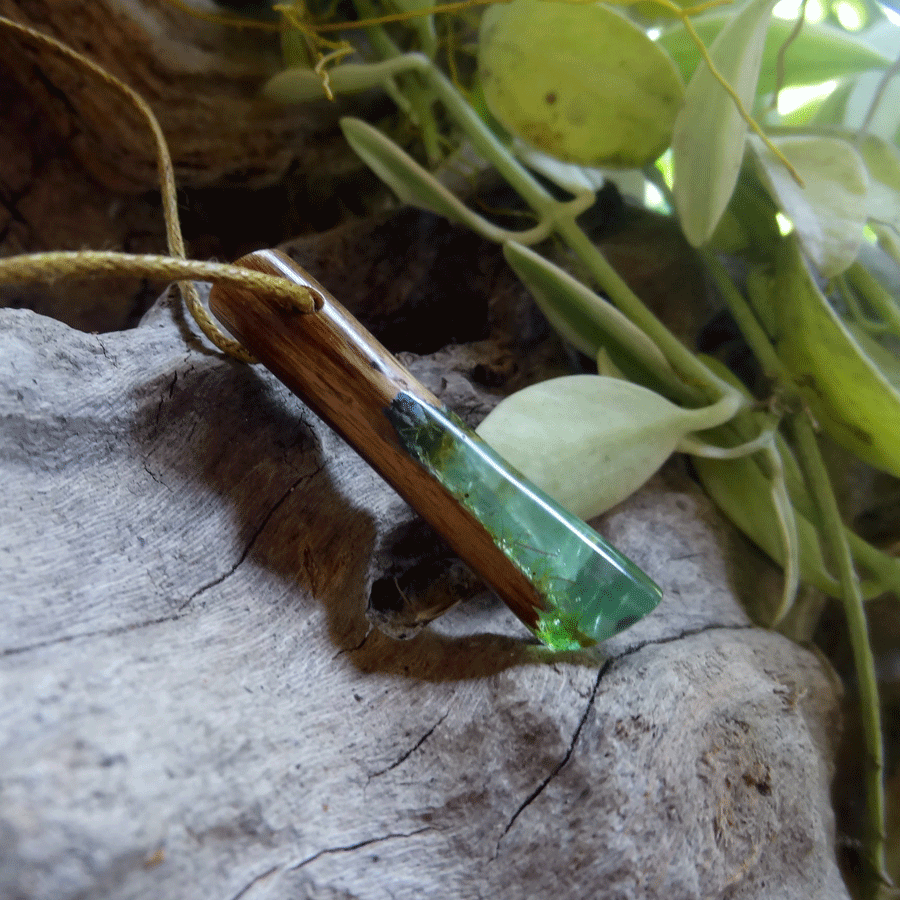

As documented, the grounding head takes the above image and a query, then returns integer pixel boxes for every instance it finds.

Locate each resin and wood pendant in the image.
[208,250,662,650]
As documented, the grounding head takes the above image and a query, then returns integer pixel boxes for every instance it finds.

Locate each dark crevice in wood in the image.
[494,659,611,853]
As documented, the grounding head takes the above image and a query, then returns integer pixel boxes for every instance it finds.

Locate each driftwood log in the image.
[0,0,371,333]
[1,286,849,899]
[0,0,354,192]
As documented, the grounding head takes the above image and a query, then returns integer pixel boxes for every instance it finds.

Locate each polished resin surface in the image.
[386,393,662,649]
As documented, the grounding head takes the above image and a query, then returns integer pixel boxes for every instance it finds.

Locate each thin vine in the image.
[0,14,319,360]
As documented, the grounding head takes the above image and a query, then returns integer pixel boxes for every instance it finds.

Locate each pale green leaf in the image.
[858,134,900,229]
[476,375,696,519]
[750,134,868,277]
[672,0,776,247]
[808,77,856,127]
[264,63,403,103]
[264,66,330,103]
[478,0,683,168]
[339,118,542,244]
[502,241,674,387]
[658,15,891,95]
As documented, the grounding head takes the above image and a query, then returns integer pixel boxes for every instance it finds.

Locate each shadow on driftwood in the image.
[127,302,577,682]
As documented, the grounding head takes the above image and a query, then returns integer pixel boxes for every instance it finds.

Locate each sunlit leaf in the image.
[477,375,704,519]
[672,0,776,247]
[808,77,856,127]
[658,14,891,94]
[751,134,868,277]
[478,0,683,168]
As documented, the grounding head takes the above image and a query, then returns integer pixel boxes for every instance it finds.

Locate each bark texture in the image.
[0,295,848,899]
[0,0,353,192]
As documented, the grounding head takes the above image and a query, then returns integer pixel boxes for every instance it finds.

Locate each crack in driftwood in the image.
[287,826,435,872]
[150,372,179,438]
[619,621,757,657]
[0,613,184,657]
[227,865,281,900]
[331,627,373,660]
[368,712,449,780]
[178,462,326,611]
[495,659,611,854]
[141,460,174,491]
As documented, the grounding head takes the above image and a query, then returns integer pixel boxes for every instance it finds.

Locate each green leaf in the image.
[476,375,705,519]
[265,61,406,103]
[858,134,900,230]
[773,235,900,476]
[502,241,675,388]
[280,29,312,69]
[672,0,776,247]
[846,321,900,393]
[658,14,891,95]
[510,142,607,195]
[264,66,327,103]
[339,118,545,244]
[808,77,856,128]
[872,223,900,268]
[692,447,840,598]
[478,0,683,168]
[750,134,868,278]
[692,360,888,602]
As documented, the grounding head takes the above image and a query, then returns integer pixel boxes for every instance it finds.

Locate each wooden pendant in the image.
[208,250,661,649]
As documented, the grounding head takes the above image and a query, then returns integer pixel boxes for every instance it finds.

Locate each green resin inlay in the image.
[385,392,662,650]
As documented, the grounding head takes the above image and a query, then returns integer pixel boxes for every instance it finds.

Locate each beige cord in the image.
[0,15,318,361]
[0,253,319,314]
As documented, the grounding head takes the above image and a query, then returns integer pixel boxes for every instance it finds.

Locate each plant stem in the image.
[847,262,900,338]
[791,412,887,896]
[392,55,743,413]
[556,222,743,409]
[846,532,900,600]
[352,3,442,162]
[704,258,900,601]
[837,274,891,336]
[703,252,793,383]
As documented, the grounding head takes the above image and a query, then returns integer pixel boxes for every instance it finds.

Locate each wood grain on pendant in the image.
[208,249,542,629]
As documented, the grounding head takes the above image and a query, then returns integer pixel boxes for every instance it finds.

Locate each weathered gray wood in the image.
[0,295,848,899]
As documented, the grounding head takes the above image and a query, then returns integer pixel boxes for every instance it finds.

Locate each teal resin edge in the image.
[384,391,662,649]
